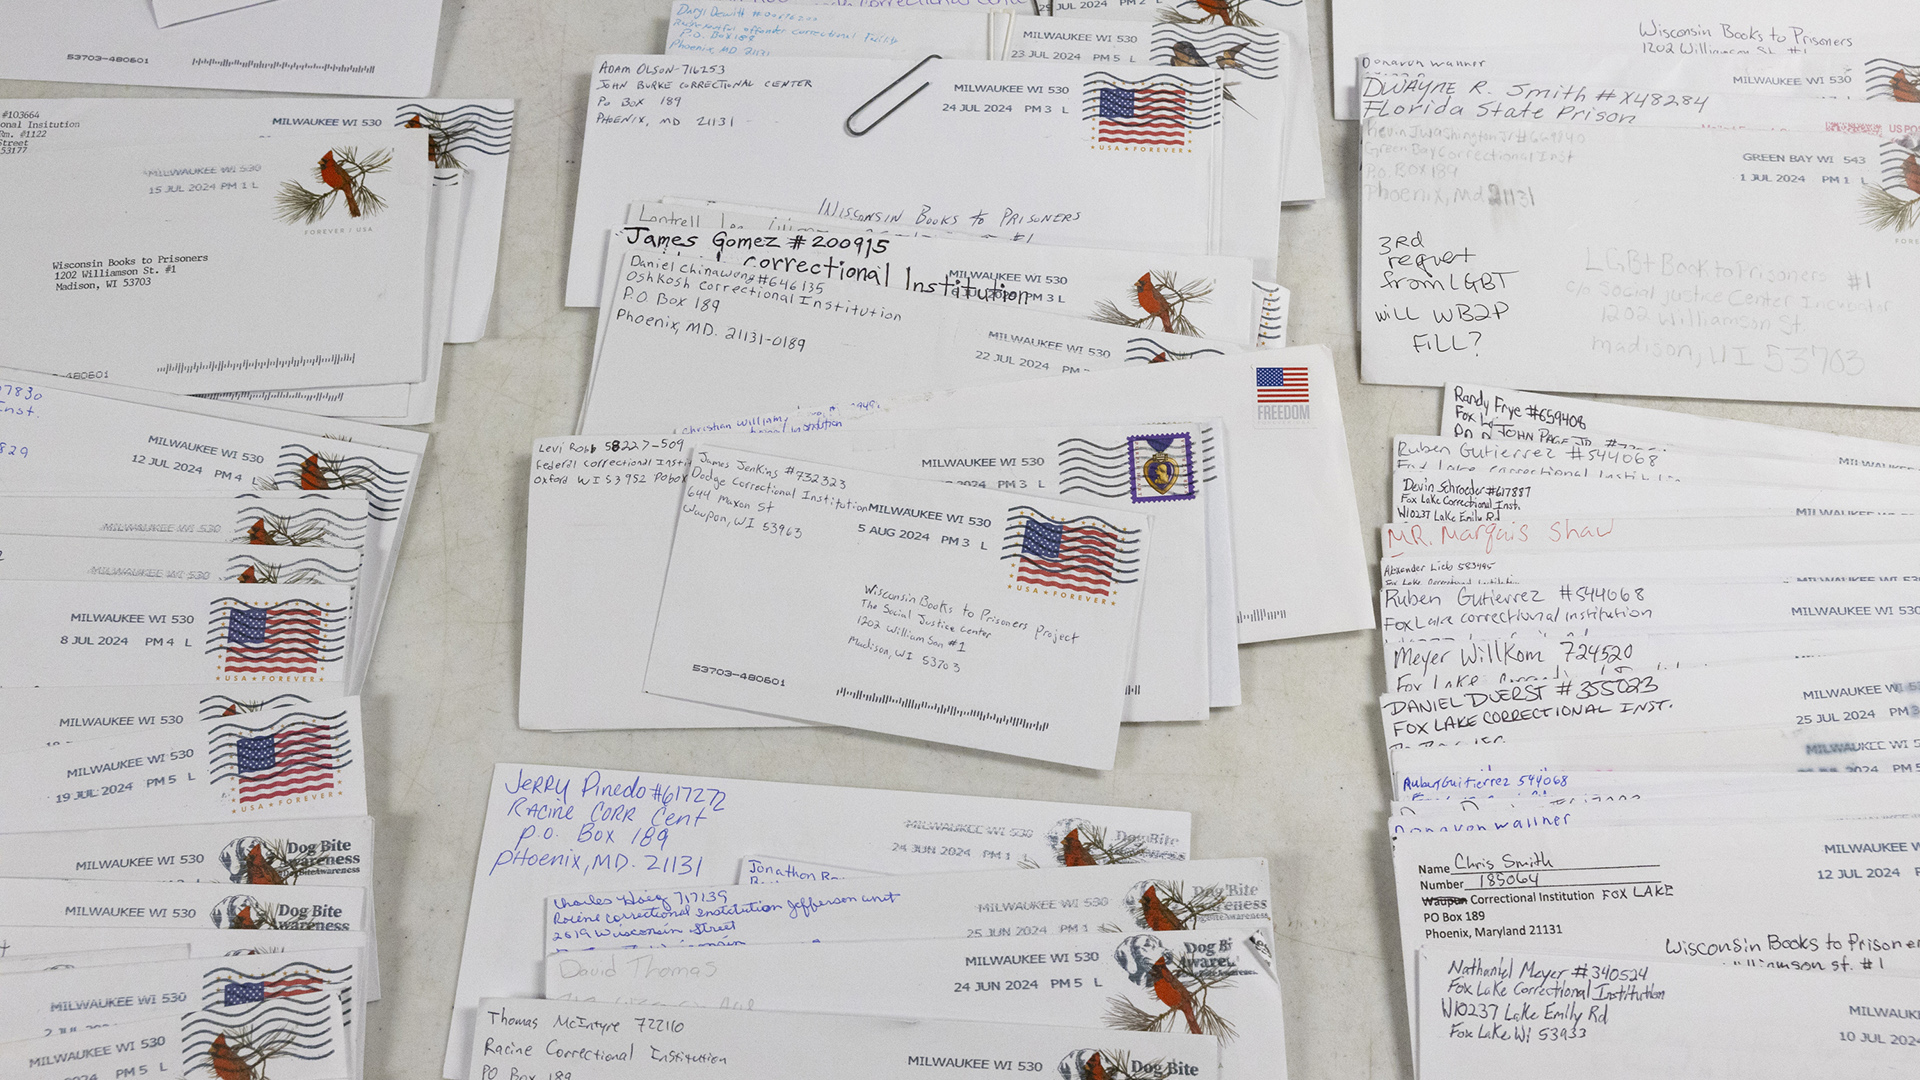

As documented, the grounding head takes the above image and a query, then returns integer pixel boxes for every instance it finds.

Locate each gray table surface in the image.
[6,2,1918,1076]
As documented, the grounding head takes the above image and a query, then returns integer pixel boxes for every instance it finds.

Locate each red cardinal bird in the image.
[1894,69,1919,104]
[1148,351,1171,364]
[230,904,260,930]
[1133,273,1176,333]
[245,843,286,886]
[1083,1051,1110,1080]
[318,152,361,218]
[1139,885,1183,931]
[1905,153,1920,196]
[246,518,274,545]
[236,565,259,584]
[299,453,331,490]
[208,1033,252,1080]
[1060,827,1097,867]
[1150,956,1202,1034]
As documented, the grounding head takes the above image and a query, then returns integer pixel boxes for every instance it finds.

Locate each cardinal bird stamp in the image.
[1860,133,1920,233]
[1122,879,1233,932]
[1093,272,1215,336]
[262,444,411,521]
[1024,819,1161,868]
[1127,433,1197,504]
[1106,934,1252,1039]
[1058,1048,1200,1080]
[1865,58,1920,103]
[273,145,392,225]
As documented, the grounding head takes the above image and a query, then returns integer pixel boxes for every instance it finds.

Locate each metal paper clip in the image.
[844,54,942,137]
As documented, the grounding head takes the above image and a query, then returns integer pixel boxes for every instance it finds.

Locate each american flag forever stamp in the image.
[1004,506,1143,603]
[1083,71,1221,152]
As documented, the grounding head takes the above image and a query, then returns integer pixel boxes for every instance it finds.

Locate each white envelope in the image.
[1358,48,1888,121]
[0,876,366,934]
[545,929,1286,1080]
[1390,717,1920,783]
[1392,768,1898,805]
[995,16,1292,276]
[1331,1,1919,118]
[1381,540,1920,589]
[0,95,512,344]
[0,0,443,95]
[580,225,1239,433]
[1444,382,1920,472]
[545,857,1272,953]
[0,682,345,754]
[522,422,1229,732]
[0,949,360,1077]
[1389,775,1920,839]
[0,367,427,691]
[1039,0,1325,202]
[1380,646,1920,753]
[1361,117,1920,404]
[0,944,188,971]
[1392,470,1920,525]
[1390,434,1920,494]
[609,216,1257,344]
[0,532,361,592]
[1383,514,1920,564]
[1380,579,1920,644]
[644,444,1146,768]
[0,699,368,830]
[567,55,1225,305]
[1393,818,1920,1043]
[1385,623,1920,697]
[0,924,371,964]
[469,999,1221,1080]
[0,133,432,396]
[625,198,1291,347]
[0,489,370,548]
[442,762,1192,1079]
[838,347,1372,643]
[207,165,470,425]
[0,816,378,996]
[0,1018,181,1080]
[1417,946,1920,1078]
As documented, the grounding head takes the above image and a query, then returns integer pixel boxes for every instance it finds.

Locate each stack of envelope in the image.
[1344,7,1920,406]
[0,95,514,426]
[443,762,1288,1080]
[0,370,429,1080]
[0,8,464,1077]
[1374,385,1920,1078]
[525,25,1372,769]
